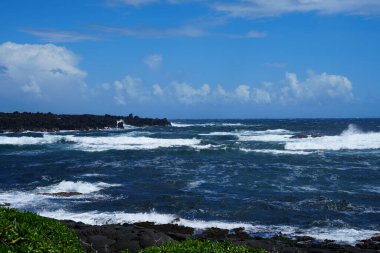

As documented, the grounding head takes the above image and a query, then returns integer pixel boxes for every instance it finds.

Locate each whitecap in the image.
[285,124,380,151]
[36,180,121,194]
[241,148,313,155]
[63,136,205,152]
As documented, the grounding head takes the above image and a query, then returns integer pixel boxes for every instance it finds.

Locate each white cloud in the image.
[0,41,87,100]
[144,54,163,69]
[213,0,380,19]
[252,88,271,103]
[112,75,148,105]
[280,71,353,103]
[98,25,206,38]
[173,82,210,103]
[234,85,250,101]
[107,0,159,7]
[152,84,164,96]
[21,29,100,43]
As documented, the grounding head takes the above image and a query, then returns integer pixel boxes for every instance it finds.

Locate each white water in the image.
[36,180,121,194]
[240,148,313,155]
[0,134,206,151]
[285,124,380,151]
[36,209,378,245]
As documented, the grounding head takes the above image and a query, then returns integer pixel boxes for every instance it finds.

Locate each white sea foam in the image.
[172,122,256,128]
[171,123,195,127]
[303,227,378,244]
[241,148,313,155]
[238,134,292,142]
[285,124,380,151]
[38,209,261,231]
[64,136,204,152]
[0,134,207,151]
[37,210,378,244]
[186,180,206,190]
[0,135,60,145]
[36,180,121,194]
[200,129,292,143]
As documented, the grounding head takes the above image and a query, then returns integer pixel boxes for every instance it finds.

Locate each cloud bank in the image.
[0,42,87,101]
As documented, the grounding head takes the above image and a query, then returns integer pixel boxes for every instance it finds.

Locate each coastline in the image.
[60,219,380,253]
[0,112,171,132]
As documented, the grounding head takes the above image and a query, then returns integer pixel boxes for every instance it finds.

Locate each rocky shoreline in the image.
[0,112,171,132]
[61,220,380,253]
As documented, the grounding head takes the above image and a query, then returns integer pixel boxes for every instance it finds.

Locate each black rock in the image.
[0,112,171,132]
[40,192,83,197]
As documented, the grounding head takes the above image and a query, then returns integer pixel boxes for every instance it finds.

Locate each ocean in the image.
[1,119,379,245]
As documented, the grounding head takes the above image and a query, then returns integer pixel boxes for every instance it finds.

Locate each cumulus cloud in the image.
[0,41,87,100]
[213,0,380,19]
[234,85,250,101]
[144,54,163,69]
[112,75,148,105]
[252,88,271,103]
[173,82,211,104]
[280,71,353,103]
[152,84,164,96]
[168,71,352,105]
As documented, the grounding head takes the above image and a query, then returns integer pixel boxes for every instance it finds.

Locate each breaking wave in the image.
[240,148,314,155]
[37,210,378,245]
[36,180,121,194]
[285,124,380,151]
[0,134,206,151]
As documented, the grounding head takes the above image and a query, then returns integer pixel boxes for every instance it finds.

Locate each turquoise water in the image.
[1,119,380,244]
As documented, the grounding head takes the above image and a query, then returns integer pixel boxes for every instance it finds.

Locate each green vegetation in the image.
[130,239,268,253]
[0,208,268,253]
[0,208,84,253]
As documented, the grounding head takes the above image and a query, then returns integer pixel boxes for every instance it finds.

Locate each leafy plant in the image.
[0,208,84,253]
[127,239,268,253]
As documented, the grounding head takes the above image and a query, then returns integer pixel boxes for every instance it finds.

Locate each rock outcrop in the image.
[61,220,380,253]
[0,112,171,132]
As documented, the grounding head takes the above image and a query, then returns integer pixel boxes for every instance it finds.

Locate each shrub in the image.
[129,239,268,253]
[0,208,84,253]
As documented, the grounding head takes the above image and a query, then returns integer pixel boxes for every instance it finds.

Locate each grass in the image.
[0,208,85,253]
[126,239,268,253]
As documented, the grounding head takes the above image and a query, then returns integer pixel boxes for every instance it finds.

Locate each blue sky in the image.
[0,0,380,118]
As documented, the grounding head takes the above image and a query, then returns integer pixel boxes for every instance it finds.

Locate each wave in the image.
[185,180,206,190]
[0,134,207,151]
[171,122,216,127]
[36,180,121,194]
[0,135,60,145]
[240,148,313,155]
[302,227,377,244]
[172,122,260,128]
[285,124,380,151]
[200,129,292,142]
[0,181,120,209]
[37,210,378,244]
[66,136,205,152]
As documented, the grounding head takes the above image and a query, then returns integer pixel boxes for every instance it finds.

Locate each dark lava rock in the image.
[60,220,380,253]
[0,202,11,207]
[199,227,229,239]
[134,221,195,235]
[62,220,174,253]
[0,112,171,132]
[41,192,83,197]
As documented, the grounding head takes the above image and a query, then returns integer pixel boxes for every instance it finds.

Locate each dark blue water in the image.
[1,119,380,244]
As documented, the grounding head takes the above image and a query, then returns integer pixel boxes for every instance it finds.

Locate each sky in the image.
[0,0,380,119]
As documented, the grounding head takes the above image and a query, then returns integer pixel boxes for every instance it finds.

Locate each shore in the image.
[0,112,171,132]
[61,220,380,253]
